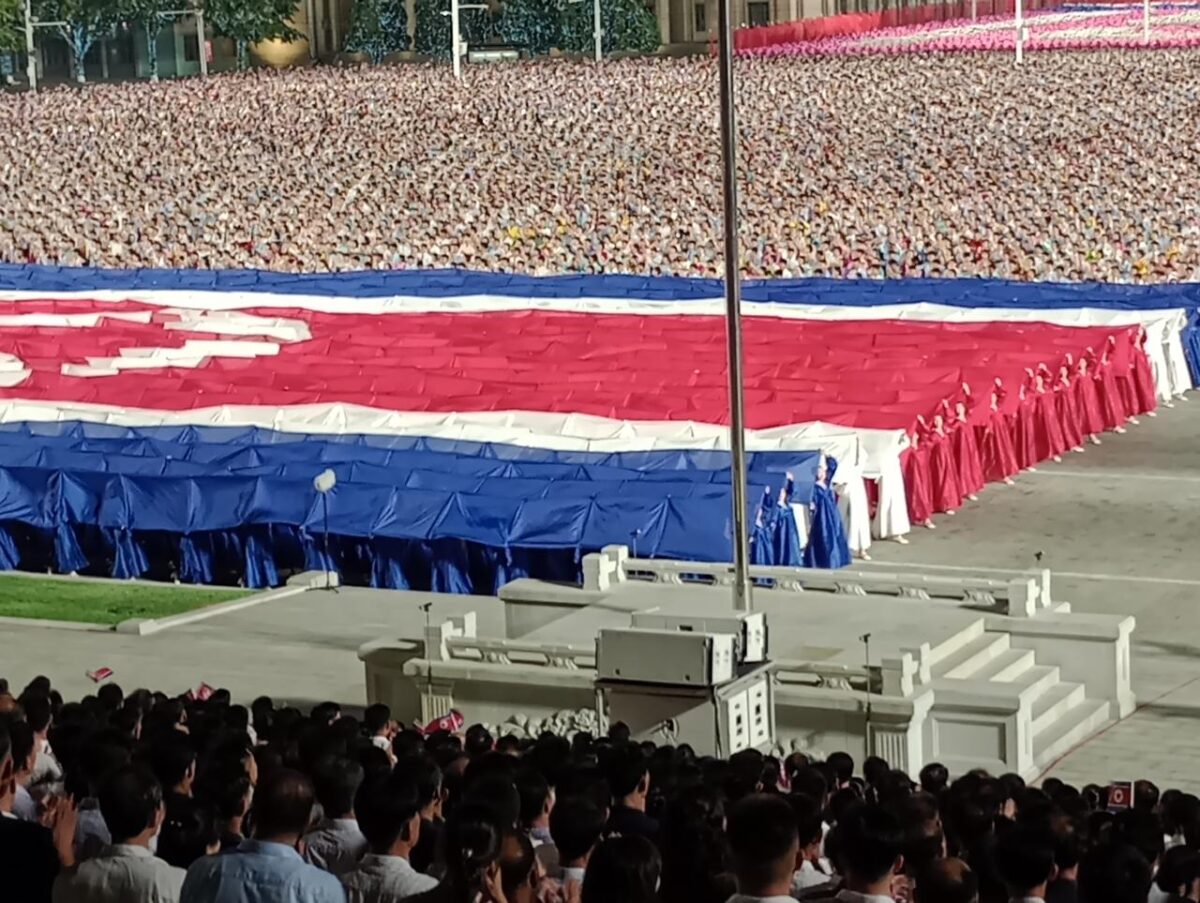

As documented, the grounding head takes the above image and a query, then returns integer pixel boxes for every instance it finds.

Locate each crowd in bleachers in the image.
[1,674,1198,903]
[2,50,1200,282]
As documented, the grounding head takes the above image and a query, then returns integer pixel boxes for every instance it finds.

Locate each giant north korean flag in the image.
[0,265,1194,592]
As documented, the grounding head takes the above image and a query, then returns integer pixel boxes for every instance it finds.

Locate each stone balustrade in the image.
[584,544,1052,618]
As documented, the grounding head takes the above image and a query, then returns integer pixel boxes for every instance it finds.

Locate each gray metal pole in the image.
[716,0,752,613]
[197,11,208,78]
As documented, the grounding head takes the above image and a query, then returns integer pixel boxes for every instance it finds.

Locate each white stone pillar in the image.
[656,0,671,46]
[405,0,417,48]
[789,0,798,20]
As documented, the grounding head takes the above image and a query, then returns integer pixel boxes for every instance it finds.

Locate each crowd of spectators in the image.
[2,673,1199,903]
[2,51,1200,282]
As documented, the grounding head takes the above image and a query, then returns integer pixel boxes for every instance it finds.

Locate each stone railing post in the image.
[1005,578,1038,618]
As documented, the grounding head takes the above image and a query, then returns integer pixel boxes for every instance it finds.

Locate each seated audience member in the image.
[304,756,368,875]
[917,859,980,903]
[180,768,345,903]
[403,804,506,903]
[158,799,221,870]
[341,772,437,902]
[993,824,1057,903]
[1079,844,1153,903]
[550,796,606,896]
[789,792,835,894]
[581,834,662,903]
[605,746,659,843]
[0,719,68,903]
[825,803,906,903]
[726,793,800,903]
[53,765,185,903]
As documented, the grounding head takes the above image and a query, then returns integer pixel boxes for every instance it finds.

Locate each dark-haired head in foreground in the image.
[727,793,800,899]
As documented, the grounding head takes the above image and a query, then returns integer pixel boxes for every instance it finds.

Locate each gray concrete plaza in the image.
[0,398,1197,790]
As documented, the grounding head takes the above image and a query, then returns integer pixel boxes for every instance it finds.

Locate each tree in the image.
[34,0,122,82]
[119,0,189,80]
[203,0,300,70]
[0,0,22,52]
[344,0,409,62]
[414,0,489,57]
[496,0,556,55]
[561,0,658,53]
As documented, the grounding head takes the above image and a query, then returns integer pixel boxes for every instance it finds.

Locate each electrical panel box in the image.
[630,610,768,663]
[596,628,736,686]
[598,664,775,758]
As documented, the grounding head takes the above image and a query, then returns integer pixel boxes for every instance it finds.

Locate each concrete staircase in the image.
[919,624,1115,779]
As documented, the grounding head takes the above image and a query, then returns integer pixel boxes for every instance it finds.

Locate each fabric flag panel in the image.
[0,264,1193,594]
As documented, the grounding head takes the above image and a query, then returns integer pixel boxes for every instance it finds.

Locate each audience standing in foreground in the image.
[727,793,802,903]
[179,768,345,903]
[52,765,185,903]
[304,756,370,876]
[342,770,436,903]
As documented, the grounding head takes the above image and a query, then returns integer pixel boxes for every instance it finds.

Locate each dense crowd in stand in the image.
[2,675,1199,903]
[2,51,1200,281]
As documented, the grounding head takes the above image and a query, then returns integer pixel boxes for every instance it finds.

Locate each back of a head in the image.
[394,754,442,811]
[99,765,163,844]
[158,798,220,869]
[551,796,607,864]
[444,804,505,895]
[253,768,315,841]
[791,765,828,806]
[582,834,662,903]
[312,755,364,820]
[864,756,890,788]
[462,774,521,832]
[22,693,52,734]
[921,763,950,796]
[787,792,826,848]
[356,772,421,854]
[1113,810,1165,869]
[727,793,800,895]
[150,736,196,791]
[363,703,391,736]
[465,724,494,758]
[834,803,904,886]
[500,830,537,901]
[827,752,855,786]
[1079,843,1152,903]
[916,858,980,903]
[1156,848,1200,896]
[993,824,1056,896]
[515,767,551,828]
[7,719,34,773]
[607,744,649,801]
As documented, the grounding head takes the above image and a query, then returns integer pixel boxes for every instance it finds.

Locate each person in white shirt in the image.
[549,796,606,899]
[819,803,905,903]
[52,765,185,903]
[789,793,836,895]
[363,704,397,762]
[303,756,369,876]
[24,694,64,794]
[341,770,437,903]
[726,794,802,903]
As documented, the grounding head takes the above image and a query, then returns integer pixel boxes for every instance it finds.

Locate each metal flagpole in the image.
[1014,0,1024,64]
[197,10,208,78]
[451,0,462,80]
[1143,0,1150,43]
[24,0,37,91]
[716,0,752,613]
[593,0,602,62]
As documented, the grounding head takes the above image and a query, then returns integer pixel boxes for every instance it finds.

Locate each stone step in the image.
[932,632,1010,680]
[1033,698,1112,772]
[970,647,1037,682]
[1010,664,1061,699]
[1031,681,1087,736]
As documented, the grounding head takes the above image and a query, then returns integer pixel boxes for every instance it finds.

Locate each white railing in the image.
[421,614,916,696]
[585,545,1051,617]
